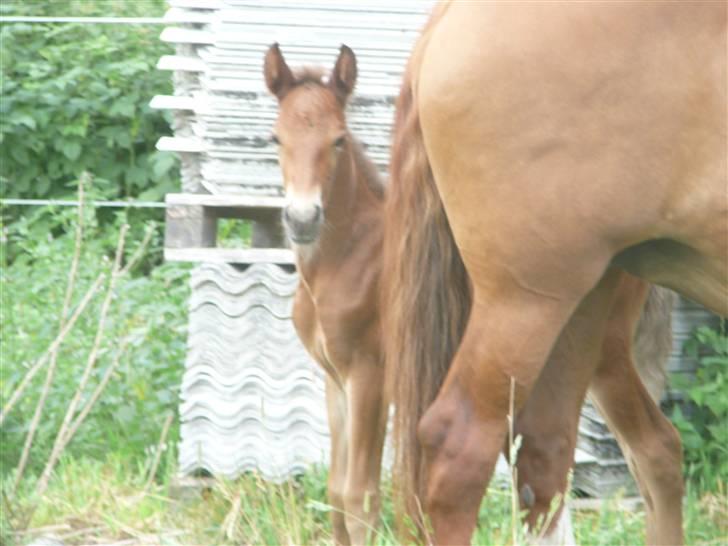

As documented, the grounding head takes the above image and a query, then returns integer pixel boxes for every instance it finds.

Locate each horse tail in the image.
[383,2,471,527]
[633,286,676,402]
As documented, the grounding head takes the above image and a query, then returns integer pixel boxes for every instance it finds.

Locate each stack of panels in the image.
[179,263,330,481]
[156,0,221,192]
[155,0,435,196]
[573,296,719,497]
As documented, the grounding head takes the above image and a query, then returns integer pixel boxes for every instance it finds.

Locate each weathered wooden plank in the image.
[163,7,216,24]
[166,192,285,209]
[160,27,215,45]
[156,136,205,153]
[165,248,295,264]
[252,219,286,249]
[150,95,197,111]
[165,205,216,249]
[157,55,206,72]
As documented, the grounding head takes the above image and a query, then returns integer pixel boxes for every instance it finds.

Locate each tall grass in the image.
[3,455,725,546]
[1,184,725,545]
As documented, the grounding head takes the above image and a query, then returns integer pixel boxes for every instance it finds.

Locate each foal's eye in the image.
[270,134,280,146]
[333,135,346,149]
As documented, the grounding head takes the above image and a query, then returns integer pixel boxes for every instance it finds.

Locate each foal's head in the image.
[264,43,357,246]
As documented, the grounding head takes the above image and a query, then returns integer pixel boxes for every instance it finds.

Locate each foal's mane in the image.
[291,66,329,87]
[350,138,386,200]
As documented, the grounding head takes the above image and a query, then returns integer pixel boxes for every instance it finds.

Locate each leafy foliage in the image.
[0,0,177,201]
[671,324,728,488]
[0,199,190,478]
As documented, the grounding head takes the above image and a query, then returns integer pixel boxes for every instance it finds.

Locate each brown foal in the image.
[384,2,726,545]
[264,43,387,545]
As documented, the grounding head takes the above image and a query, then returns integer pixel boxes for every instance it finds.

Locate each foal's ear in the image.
[264,43,294,100]
[329,44,357,104]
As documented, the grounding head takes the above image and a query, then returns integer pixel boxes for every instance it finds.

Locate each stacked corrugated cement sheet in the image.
[179,262,330,481]
[573,296,719,497]
[155,0,434,196]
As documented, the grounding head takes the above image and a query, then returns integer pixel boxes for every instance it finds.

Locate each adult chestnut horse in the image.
[264,44,388,545]
[384,2,726,545]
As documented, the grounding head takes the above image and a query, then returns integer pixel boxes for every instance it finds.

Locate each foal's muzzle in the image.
[282,204,323,245]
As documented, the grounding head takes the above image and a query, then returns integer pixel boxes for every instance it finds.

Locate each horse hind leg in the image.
[589,284,684,546]
[509,374,582,546]
[510,271,637,545]
[418,271,623,545]
[342,357,388,545]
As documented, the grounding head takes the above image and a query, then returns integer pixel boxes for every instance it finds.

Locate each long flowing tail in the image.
[633,286,677,402]
[382,5,471,525]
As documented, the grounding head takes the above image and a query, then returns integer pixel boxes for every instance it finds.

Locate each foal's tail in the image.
[382,5,471,526]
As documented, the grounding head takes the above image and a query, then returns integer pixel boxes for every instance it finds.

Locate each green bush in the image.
[671,324,728,489]
[0,196,190,478]
[0,0,178,201]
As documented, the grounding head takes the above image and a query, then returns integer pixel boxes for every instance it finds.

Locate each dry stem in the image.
[120,223,154,276]
[0,272,106,427]
[13,174,88,493]
[143,412,174,492]
[35,224,129,498]
[61,338,129,448]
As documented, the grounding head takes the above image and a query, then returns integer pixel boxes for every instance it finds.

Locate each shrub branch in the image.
[13,174,88,494]
[35,223,129,498]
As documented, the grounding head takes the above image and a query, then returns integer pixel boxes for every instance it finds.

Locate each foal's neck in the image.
[328,139,382,226]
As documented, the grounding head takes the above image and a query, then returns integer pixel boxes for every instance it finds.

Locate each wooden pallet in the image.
[164,192,294,264]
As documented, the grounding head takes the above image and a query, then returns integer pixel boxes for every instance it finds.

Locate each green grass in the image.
[2,454,725,546]
[2,201,726,546]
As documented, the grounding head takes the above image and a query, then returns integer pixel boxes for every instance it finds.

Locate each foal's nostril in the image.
[313,205,322,223]
[283,207,293,224]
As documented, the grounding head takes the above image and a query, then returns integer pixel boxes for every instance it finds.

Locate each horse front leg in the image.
[418,273,620,545]
[325,374,351,546]
[342,354,388,545]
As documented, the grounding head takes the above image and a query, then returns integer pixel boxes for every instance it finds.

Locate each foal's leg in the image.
[325,374,351,546]
[589,277,684,546]
[342,356,388,545]
[418,271,620,545]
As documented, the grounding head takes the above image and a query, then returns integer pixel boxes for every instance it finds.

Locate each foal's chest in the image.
[293,285,352,380]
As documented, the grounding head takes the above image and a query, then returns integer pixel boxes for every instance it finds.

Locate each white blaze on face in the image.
[284,186,322,220]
